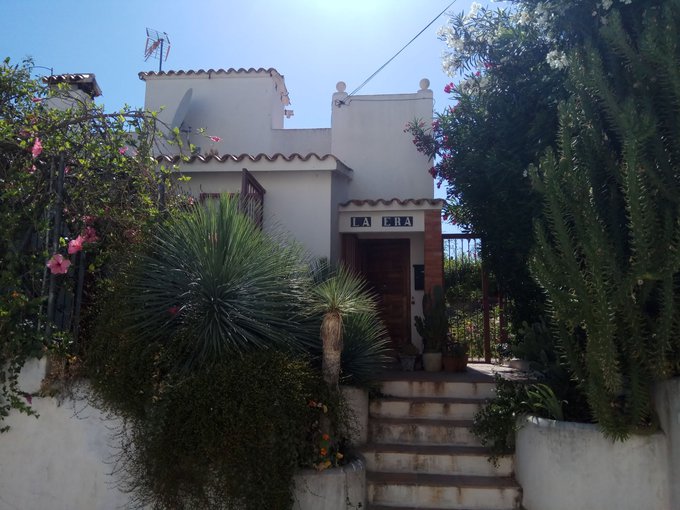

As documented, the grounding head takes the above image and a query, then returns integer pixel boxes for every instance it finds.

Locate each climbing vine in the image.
[0,57,185,430]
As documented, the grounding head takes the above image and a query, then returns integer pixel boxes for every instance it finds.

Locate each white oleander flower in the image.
[466,2,482,19]
[546,49,569,69]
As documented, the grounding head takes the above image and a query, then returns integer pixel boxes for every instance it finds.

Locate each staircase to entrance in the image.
[362,365,522,510]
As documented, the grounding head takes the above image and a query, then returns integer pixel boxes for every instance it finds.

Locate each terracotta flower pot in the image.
[443,354,468,372]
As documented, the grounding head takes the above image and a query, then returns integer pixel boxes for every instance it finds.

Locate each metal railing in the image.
[443,234,507,363]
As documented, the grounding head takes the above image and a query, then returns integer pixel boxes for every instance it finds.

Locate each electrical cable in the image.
[347,0,458,98]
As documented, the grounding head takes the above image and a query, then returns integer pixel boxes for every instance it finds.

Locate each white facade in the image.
[140,68,442,347]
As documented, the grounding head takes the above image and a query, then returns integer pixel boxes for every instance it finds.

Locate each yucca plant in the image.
[121,194,313,367]
[340,311,391,387]
[309,264,377,389]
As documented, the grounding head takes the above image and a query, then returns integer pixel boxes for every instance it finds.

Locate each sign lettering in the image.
[350,216,371,228]
[382,216,413,227]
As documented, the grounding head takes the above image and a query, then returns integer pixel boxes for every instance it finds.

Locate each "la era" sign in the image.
[350,216,415,228]
[382,216,413,227]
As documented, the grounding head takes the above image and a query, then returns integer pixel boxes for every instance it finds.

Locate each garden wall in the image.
[655,378,680,510]
[0,360,367,510]
[516,377,680,510]
[0,360,134,510]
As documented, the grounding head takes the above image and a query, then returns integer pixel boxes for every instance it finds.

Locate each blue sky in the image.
[3,0,485,230]
[3,0,481,126]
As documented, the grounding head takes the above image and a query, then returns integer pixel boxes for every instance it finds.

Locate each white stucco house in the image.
[138,67,444,349]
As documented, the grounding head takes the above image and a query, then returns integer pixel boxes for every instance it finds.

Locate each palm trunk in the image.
[321,311,342,389]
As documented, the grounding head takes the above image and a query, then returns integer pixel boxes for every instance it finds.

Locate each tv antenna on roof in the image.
[144,28,171,72]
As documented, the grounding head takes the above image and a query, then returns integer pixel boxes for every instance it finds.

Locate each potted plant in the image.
[415,286,447,372]
[442,337,468,372]
[398,343,419,371]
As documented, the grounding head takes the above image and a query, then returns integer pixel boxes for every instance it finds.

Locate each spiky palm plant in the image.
[122,194,312,367]
[310,265,376,389]
[340,311,391,387]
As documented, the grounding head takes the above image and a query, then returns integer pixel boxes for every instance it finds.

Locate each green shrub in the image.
[471,377,528,465]
[112,350,333,510]
[532,3,680,437]
[86,197,353,509]
[471,376,566,465]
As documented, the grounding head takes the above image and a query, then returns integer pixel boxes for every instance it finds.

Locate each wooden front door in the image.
[359,239,411,348]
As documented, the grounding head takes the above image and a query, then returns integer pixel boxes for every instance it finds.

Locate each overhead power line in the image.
[347,0,458,98]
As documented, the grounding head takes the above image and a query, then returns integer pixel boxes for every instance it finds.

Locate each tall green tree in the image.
[532,1,680,436]
[408,4,569,328]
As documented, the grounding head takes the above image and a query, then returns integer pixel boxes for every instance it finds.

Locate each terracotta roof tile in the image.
[157,152,346,165]
[340,198,444,207]
[139,68,290,105]
[138,68,282,80]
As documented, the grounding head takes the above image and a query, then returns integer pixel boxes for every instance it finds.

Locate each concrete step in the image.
[380,379,496,400]
[371,396,485,421]
[369,417,480,446]
[362,443,513,477]
[367,506,517,510]
[367,472,521,510]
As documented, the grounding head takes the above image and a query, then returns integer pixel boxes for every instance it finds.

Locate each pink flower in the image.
[68,235,84,254]
[64,166,71,175]
[46,254,71,275]
[81,226,99,244]
[118,147,128,155]
[443,82,455,94]
[442,213,449,221]
[82,215,95,226]
[209,136,221,143]
[32,137,42,159]
[428,167,437,178]
[475,71,481,77]
[22,392,33,405]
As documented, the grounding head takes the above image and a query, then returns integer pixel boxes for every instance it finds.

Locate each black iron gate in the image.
[442,234,507,363]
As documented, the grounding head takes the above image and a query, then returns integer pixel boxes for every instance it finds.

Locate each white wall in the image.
[516,415,672,510]
[0,360,134,510]
[143,73,435,204]
[655,378,680,510]
[271,128,331,156]
[330,81,434,200]
[179,159,351,261]
[142,70,289,156]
